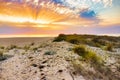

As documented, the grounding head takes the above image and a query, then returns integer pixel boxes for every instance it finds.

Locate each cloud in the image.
[0,0,119,29]
[52,0,63,4]
[80,10,96,19]
[1,24,119,37]
[52,0,113,11]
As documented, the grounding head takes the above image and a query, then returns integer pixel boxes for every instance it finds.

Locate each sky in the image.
[0,0,120,37]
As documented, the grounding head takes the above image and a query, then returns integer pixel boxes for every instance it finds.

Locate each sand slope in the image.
[0,38,120,80]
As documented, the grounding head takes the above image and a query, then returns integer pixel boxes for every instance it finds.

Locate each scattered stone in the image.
[72,71,77,75]
[42,60,47,64]
[39,65,45,69]
[31,64,38,67]
[58,70,63,73]
[28,56,33,59]
[47,65,50,67]
[41,73,44,76]
[34,71,37,73]
[41,76,46,80]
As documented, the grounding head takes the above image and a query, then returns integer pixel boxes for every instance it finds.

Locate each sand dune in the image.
[0,37,120,80]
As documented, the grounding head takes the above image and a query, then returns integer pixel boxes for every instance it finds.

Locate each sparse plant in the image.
[71,60,84,73]
[54,34,120,48]
[39,43,49,48]
[0,51,6,61]
[73,45,87,57]
[32,47,38,52]
[67,48,72,51]
[44,50,56,55]
[105,44,113,51]
[0,51,3,57]
[8,45,17,50]
[88,51,103,64]
[69,39,79,44]
[94,43,102,47]
[21,52,26,55]
[23,45,30,51]
[0,46,5,49]
[73,45,103,64]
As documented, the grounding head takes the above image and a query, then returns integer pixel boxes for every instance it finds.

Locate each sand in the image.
[0,37,53,46]
[0,38,120,80]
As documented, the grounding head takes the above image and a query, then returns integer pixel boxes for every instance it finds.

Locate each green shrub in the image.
[0,51,6,61]
[54,34,120,48]
[105,44,113,51]
[24,45,30,51]
[73,45,103,64]
[69,39,79,44]
[0,46,5,49]
[8,45,17,50]
[87,51,102,64]
[0,51,3,57]
[53,34,66,42]
[94,43,102,47]
[73,45,87,57]
[32,47,38,52]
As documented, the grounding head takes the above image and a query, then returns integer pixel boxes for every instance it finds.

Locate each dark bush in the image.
[32,47,38,52]
[7,45,17,50]
[53,34,66,42]
[0,46,5,49]
[0,51,7,61]
[73,45,87,57]
[69,39,79,44]
[105,44,113,51]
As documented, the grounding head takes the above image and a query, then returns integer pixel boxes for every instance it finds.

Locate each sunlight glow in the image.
[0,14,52,25]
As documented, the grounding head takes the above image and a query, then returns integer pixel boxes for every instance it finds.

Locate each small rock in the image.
[31,64,37,67]
[58,70,63,73]
[39,65,45,69]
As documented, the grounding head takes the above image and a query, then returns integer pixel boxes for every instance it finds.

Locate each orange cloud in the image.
[0,1,97,29]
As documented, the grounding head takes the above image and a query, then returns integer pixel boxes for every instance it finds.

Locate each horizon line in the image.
[0,34,120,38]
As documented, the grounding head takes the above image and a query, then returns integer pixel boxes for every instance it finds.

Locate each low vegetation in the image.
[44,50,56,55]
[23,45,30,51]
[73,45,103,64]
[53,34,66,42]
[71,45,119,80]
[6,45,17,50]
[0,46,5,49]
[32,47,38,52]
[105,44,113,51]
[53,34,120,49]
[0,51,3,57]
[0,51,6,61]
